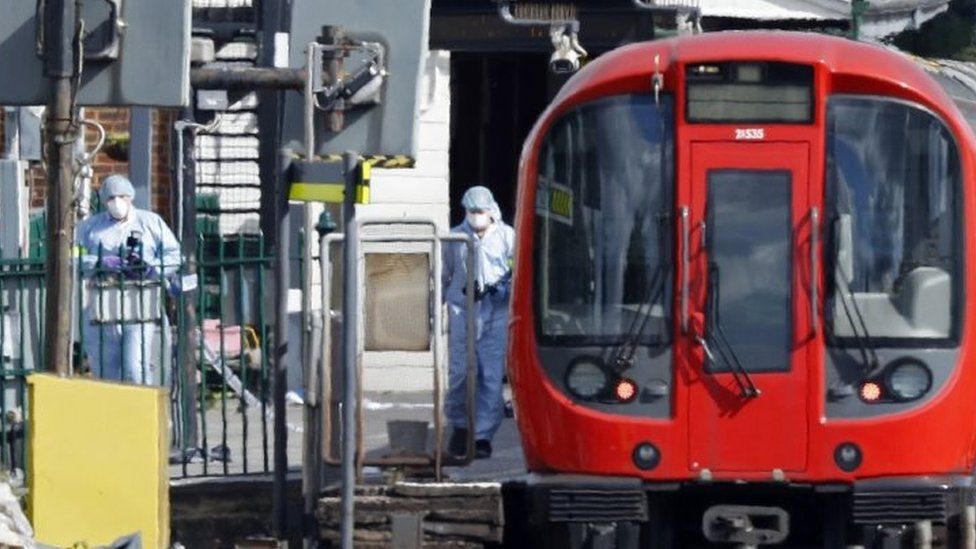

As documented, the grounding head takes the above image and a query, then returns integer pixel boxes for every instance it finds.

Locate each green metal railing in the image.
[0,230,305,480]
[0,252,45,478]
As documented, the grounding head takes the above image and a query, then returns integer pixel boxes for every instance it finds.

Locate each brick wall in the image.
[1,107,176,222]
[153,110,176,222]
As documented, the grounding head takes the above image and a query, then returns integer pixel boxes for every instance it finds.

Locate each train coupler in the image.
[702,504,789,547]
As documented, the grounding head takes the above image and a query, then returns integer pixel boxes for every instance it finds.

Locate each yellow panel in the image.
[289,183,371,204]
[27,374,168,548]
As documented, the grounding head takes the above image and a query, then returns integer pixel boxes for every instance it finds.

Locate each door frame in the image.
[682,140,816,473]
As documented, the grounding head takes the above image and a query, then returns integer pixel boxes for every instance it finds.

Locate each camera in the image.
[550,49,581,74]
[125,230,145,268]
[549,25,587,74]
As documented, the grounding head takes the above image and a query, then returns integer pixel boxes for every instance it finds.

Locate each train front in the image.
[508,32,976,547]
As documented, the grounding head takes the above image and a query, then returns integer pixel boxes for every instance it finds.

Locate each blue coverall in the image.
[442,218,515,442]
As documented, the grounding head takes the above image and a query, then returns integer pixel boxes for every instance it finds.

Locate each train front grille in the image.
[547,488,649,523]
[852,491,948,524]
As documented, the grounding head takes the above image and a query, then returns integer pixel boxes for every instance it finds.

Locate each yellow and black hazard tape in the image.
[315,154,416,169]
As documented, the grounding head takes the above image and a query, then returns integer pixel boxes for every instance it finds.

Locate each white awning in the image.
[697,0,848,20]
[698,0,947,20]
[696,0,949,39]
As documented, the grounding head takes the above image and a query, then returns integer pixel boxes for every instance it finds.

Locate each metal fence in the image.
[0,230,305,480]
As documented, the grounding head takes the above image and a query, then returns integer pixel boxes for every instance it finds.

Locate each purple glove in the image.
[122,262,159,280]
[98,256,123,271]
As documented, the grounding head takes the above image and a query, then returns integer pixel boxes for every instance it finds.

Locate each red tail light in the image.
[615,379,638,403]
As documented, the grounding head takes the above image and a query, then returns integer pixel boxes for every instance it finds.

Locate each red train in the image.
[509,31,976,547]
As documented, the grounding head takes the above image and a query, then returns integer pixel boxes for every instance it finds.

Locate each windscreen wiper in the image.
[701,262,760,399]
[609,211,671,373]
[832,262,883,378]
[830,217,882,378]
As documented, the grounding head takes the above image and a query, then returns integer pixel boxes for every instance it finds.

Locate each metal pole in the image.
[174,115,200,455]
[129,108,153,210]
[272,148,291,537]
[41,0,78,376]
[301,47,325,542]
[258,0,291,531]
[299,53,316,542]
[339,151,359,549]
[191,67,306,91]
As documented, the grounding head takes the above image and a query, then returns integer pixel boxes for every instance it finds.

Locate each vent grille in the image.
[852,491,948,524]
[548,489,648,523]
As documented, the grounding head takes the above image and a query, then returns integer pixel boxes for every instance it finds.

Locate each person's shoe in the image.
[475,439,492,459]
[504,400,515,418]
[448,428,468,457]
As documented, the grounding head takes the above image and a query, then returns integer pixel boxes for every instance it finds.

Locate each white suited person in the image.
[442,186,516,459]
[75,174,181,384]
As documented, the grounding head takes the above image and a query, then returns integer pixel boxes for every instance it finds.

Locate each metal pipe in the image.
[190,67,307,91]
[680,206,690,333]
[810,207,819,331]
[304,44,317,160]
[432,232,444,480]
[321,232,342,466]
[318,230,473,469]
[299,50,319,543]
[339,151,359,549]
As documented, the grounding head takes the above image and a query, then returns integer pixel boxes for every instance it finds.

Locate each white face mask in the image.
[466,211,491,231]
[106,197,131,221]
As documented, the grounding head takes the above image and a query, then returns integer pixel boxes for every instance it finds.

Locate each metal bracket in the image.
[303,39,387,158]
[632,0,703,35]
[81,0,124,61]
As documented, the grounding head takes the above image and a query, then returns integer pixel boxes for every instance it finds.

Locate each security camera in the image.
[549,25,587,74]
[550,48,581,74]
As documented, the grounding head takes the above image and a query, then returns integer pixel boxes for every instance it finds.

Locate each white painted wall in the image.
[360,49,452,228]
[307,50,453,394]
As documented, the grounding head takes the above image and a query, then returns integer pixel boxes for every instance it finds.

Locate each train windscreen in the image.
[826,96,962,343]
[534,94,674,345]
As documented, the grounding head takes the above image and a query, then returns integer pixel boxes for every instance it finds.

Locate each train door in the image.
[685,141,813,474]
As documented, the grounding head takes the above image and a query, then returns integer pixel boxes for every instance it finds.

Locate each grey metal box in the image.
[0,0,191,107]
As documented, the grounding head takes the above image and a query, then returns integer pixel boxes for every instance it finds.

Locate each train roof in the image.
[552,31,957,124]
[909,57,976,131]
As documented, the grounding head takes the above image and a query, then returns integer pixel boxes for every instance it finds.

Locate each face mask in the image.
[106,197,130,220]
[467,212,491,230]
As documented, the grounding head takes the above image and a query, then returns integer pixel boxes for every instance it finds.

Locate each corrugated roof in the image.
[698,0,949,20]
[698,0,847,20]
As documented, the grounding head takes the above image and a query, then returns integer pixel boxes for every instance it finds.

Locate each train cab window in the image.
[534,94,674,345]
[826,96,962,343]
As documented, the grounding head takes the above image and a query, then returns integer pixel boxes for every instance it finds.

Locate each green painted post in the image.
[851,0,870,40]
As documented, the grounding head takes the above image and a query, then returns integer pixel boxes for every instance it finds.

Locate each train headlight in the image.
[633,442,661,471]
[884,358,932,401]
[834,442,862,472]
[565,357,609,400]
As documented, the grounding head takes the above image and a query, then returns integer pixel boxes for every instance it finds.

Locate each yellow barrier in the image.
[28,374,169,548]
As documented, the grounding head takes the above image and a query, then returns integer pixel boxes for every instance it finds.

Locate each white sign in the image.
[734,128,765,140]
